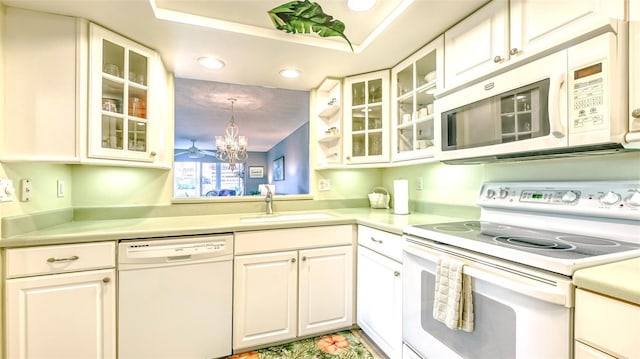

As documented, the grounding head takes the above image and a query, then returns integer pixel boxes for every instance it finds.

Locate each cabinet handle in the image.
[509,48,519,55]
[102,277,111,283]
[370,237,383,244]
[632,108,640,119]
[394,271,400,277]
[291,258,297,263]
[493,55,504,63]
[47,255,79,263]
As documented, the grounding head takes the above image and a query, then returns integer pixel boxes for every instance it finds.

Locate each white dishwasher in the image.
[118,234,233,359]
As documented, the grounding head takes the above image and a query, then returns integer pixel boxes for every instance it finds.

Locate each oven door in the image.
[402,238,572,359]
[437,50,568,162]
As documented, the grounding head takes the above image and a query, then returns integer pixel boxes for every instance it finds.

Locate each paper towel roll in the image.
[393,179,409,215]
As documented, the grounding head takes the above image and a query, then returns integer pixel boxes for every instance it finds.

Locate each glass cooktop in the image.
[409,221,640,260]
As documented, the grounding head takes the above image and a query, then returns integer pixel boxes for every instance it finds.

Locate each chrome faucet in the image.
[264,186,274,215]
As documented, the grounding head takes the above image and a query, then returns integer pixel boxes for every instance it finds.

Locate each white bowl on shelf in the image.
[424,71,436,82]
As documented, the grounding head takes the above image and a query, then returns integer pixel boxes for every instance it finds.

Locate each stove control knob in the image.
[499,189,509,199]
[626,191,640,207]
[600,191,622,206]
[561,191,579,203]
[486,189,496,199]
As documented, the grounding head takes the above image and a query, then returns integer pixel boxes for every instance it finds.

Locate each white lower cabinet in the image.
[233,251,299,349]
[4,242,116,358]
[575,288,640,358]
[356,226,403,359]
[233,226,355,351]
[298,246,354,336]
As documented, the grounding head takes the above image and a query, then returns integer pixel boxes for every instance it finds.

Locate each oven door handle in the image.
[404,244,570,307]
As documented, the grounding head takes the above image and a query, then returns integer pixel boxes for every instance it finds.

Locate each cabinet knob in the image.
[632,108,640,119]
[493,55,504,63]
[150,151,157,157]
[102,277,111,283]
[47,255,79,263]
[509,48,519,55]
[291,258,297,263]
[394,271,400,277]
[302,256,307,261]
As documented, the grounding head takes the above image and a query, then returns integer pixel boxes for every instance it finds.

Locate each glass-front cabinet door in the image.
[343,70,390,164]
[89,23,157,163]
[391,35,444,162]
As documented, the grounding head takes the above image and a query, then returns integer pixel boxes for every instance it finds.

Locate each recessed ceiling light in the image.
[348,0,376,12]
[279,69,300,78]
[197,56,225,69]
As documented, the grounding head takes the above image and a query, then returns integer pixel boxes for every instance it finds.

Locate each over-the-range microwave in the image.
[437,30,639,164]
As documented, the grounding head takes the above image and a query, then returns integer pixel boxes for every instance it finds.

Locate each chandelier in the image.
[215,98,248,171]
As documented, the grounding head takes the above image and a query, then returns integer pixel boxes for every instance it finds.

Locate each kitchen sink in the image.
[239,213,334,223]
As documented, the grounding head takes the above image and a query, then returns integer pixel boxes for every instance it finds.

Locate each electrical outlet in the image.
[21,179,32,202]
[318,179,331,191]
[416,177,424,190]
[57,180,65,198]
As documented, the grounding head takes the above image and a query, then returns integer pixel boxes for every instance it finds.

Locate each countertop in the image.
[573,257,640,306]
[0,207,469,248]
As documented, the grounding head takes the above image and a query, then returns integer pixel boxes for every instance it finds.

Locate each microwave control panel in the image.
[569,61,608,133]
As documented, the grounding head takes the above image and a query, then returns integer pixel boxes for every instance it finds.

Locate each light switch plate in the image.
[57,180,65,198]
[0,179,15,202]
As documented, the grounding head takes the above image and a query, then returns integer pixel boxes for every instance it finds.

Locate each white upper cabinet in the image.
[2,8,83,162]
[391,36,444,162]
[444,0,625,91]
[313,78,343,169]
[629,0,640,143]
[88,23,169,167]
[444,0,509,91]
[1,9,171,168]
[343,70,390,165]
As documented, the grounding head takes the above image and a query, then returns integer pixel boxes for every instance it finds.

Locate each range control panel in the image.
[478,181,640,220]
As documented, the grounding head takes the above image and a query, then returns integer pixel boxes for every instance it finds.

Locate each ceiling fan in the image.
[174,139,217,159]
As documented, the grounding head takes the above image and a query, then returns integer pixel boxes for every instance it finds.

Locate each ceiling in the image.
[2,0,486,151]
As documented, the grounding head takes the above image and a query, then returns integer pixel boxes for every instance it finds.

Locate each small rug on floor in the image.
[228,330,374,359]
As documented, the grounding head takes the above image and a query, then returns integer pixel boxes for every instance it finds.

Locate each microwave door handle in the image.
[548,71,567,138]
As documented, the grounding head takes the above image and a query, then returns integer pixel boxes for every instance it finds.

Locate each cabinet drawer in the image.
[5,241,116,278]
[575,289,640,358]
[235,225,354,254]
[357,225,403,262]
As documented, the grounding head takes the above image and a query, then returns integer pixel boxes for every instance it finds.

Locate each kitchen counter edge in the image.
[0,208,470,248]
[573,257,640,306]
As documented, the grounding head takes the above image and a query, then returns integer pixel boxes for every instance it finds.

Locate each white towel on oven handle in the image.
[433,257,474,332]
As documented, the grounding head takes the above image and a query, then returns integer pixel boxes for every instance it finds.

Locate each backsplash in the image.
[1,151,638,231]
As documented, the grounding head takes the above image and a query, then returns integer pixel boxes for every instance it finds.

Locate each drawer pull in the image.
[394,271,400,277]
[47,255,79,263]
[103,277,111,283]
[370,237,383,244]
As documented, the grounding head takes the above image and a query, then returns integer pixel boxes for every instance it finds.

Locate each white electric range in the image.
[402,181,640,359]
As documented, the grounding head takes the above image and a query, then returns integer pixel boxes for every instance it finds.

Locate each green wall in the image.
[0,151,638,233]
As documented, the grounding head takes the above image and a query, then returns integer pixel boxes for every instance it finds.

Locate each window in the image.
[173,161,244,198]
